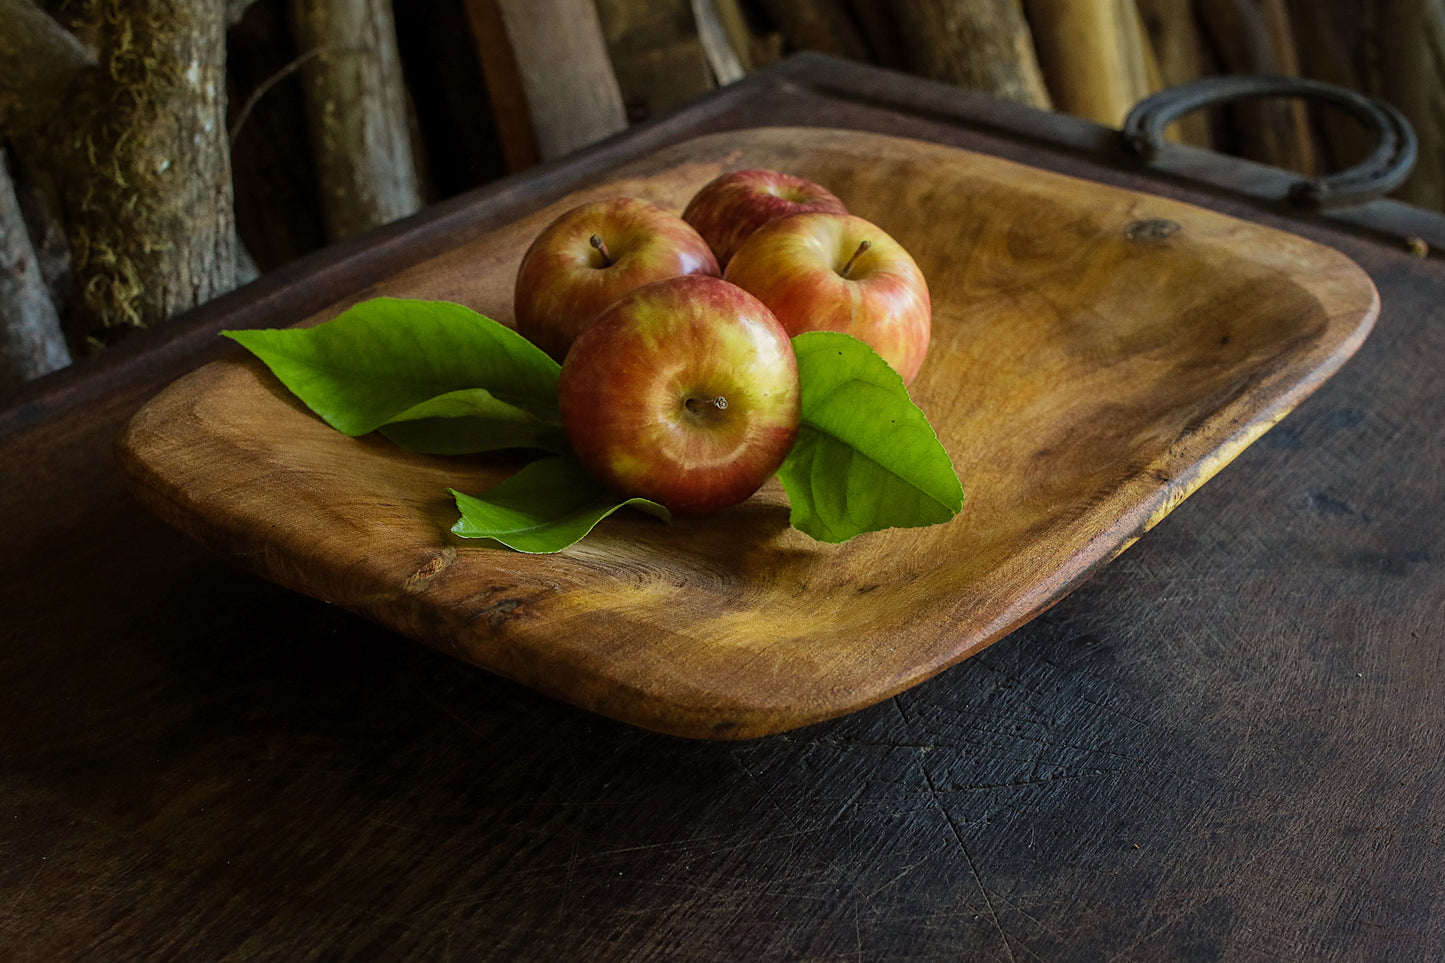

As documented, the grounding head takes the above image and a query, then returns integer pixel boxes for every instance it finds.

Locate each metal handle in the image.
[1121,75,1418,209]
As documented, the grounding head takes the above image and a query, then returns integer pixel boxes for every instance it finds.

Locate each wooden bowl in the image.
[117,128,1379,739]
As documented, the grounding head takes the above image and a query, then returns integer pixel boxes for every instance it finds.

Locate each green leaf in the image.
[451,456,670,553]
[379,388,568,455]
[224,298,561,442]
[778,332,964,543]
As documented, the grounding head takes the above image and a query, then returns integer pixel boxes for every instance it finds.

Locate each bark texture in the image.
[289,0,422,241]
[0,149,71,392]
[892,0,1052,109]
[35,0,236,344]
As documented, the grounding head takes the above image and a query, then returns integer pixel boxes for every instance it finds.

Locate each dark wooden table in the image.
[5,55,1443,960]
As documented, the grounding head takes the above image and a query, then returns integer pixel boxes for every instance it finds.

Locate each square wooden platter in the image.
[116,128,1379,739]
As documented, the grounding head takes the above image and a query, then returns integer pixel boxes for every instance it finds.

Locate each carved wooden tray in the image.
[116,128,1379,739]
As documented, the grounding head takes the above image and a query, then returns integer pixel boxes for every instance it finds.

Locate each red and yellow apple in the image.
[724,212,931,385]
[557,275,801,515]
[682,169,848,269]
[513,197,719,360]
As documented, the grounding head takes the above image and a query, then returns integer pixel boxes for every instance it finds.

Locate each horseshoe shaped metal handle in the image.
[1121,75,1418,209]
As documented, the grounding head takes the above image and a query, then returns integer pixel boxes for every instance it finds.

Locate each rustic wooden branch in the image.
[1197,0,1314,174]
[1286,0,1372,174]
[1258,0,1316,175]
[0,0,97,133]
[475,0,629,163]
[289,0,422,241]
[691,0,748,84]
[0,148,71,392]
[1135,0,1212,146]
[1025,0,1153,127]
[1132,2,1165,99]
[892,0,1052,109]
[698,0,757,74]
[596,0,716,122]
[462,0,541,172]
[1376,0,1445,209]
[6,150,73,323]
[26,0,238,344]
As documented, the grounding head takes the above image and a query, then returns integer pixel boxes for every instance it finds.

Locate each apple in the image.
[513,197,719,360]
[557,275,801,515]
[682,169,848,269]
[723,212,931,385]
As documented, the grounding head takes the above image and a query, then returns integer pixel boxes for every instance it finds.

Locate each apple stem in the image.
[589,234,614,267]
[685,395,728,413]
[840,239,872,278]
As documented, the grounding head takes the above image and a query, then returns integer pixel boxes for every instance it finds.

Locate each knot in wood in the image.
[1124,218,1181,243]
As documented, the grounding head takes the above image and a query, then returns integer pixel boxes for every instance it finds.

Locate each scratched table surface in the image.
[4,55,1444,961]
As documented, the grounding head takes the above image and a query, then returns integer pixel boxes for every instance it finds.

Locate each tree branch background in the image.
[1,0,1437,393]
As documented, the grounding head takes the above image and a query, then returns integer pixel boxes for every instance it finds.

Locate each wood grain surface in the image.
[3,55,1443,960]
[116,128,1378,739]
